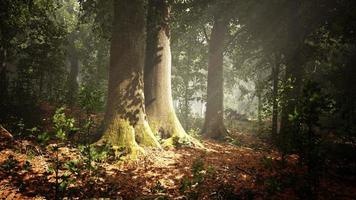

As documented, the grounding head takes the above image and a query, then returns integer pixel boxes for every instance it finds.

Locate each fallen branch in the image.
[0,124,13,140]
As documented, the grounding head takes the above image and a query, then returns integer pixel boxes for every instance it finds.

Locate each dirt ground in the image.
[0,132,355,199]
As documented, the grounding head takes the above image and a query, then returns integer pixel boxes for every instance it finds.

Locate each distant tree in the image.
[202,14,229,139]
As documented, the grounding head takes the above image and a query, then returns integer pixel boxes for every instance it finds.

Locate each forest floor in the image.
[0,130,355,199]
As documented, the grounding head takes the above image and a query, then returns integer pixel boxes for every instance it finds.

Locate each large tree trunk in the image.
[271,53,280,141]
[100,0,160,158]
[202,16,228,139]
[144,0,201,147]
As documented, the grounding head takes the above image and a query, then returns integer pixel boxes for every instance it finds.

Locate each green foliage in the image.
[172,136,191,148]
[277,80,333,197]
[37,131,51,145]
[53,107,77,141]
[64,160,81,175]
[187,128,202,141]
[79,85,105,113]
[292,81,332,158]
[47,144,78,199]
[79,143,115,164]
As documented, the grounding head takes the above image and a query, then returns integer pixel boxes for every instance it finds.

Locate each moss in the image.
[135,120,161,148]
[149,111,204,149]
[97,117,145,159]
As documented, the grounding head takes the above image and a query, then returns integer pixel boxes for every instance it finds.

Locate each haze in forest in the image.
[0,0,355,199]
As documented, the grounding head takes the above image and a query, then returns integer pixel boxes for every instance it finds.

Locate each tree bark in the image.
[0,48,8,104]
[144,0,201,147]
[202,16,228,139]
[100,0,160,158]
[66,52,79,106]
[256,79,263,133]
[279,0,304,151]
[271,53,280,141]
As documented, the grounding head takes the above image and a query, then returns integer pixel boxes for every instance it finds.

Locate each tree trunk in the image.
[144,0,201,147]
[100,0,160,158]
[0,48,8,104]
[202,16,228,139]
[66,53,79,106]
[271,53,280,141]
[183,79,189,130]
[256,81,263,133]
[279,1,304,151]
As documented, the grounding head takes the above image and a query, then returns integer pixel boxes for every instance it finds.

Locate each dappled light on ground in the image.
[1,133,355,199]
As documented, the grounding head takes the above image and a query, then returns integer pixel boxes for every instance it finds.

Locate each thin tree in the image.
[271,52,281,141]
[66,45,79,106]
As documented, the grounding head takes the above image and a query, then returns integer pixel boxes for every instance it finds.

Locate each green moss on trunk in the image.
[98,118,144,159]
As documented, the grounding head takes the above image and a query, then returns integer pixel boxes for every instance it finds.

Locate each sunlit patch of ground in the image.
[0,135,355,199]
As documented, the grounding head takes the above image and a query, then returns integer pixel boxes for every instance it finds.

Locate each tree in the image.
[63,0,81,106]
[271,53,281,140]
[170,0,209,131]
[144,0,202,147]
[202,15,229,139]
[99,0,160,158]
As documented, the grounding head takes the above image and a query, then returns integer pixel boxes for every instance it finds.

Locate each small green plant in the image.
[53,106,77,141]
[45,107,79,199]
[79,142,115,164]
[47,145,61,199]
[37,131,51,145]
[78,85,105,113]
[191,157,205,184]
[172,136,191,148]
[64,160,81,175]
[47,145,77,199]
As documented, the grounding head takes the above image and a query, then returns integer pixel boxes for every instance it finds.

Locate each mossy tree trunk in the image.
[100,0,160,158]
[202,15,228,139]
[144,0,202,148]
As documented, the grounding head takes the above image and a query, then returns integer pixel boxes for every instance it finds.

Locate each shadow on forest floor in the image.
[0,132,355,199]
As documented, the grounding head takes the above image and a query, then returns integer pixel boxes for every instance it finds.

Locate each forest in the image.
[0,0,355,199]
